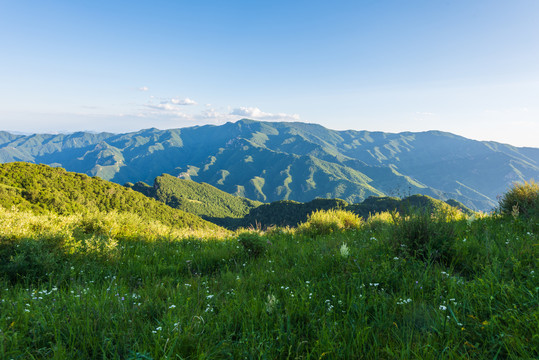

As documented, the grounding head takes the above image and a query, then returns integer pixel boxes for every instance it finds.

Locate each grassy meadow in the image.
[1,196,537,359]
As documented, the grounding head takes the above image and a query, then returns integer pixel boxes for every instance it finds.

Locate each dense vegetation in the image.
[0,162,221,231]
[349,194,474,218]
[2,119,538,210]
[240,195,472,229]
[126,173,473,230]
[126,174,261,227]
[0,179,537,359]
[241,198,348,229]
[498,180,539,219]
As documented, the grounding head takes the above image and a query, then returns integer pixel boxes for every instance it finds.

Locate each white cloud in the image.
[139,97,301,129]
[230,107,300,121]
[195,108,237,124]
[143,96,198,117]
[139,86,149,91]
[170,97,197,106]
[147,103,185,113]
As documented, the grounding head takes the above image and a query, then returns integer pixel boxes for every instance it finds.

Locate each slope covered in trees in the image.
[0,162,221,231]
[126,174,473,229]
[240,194,473,229]
[126,174,261,226]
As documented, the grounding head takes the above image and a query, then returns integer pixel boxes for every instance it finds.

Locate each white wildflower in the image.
[265,294,278,314]
[340,243,350,258]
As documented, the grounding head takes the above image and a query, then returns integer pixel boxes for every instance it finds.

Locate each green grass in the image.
[1,205,537,359]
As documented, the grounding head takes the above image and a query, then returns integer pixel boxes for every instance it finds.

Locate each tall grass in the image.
[0,206,537,359]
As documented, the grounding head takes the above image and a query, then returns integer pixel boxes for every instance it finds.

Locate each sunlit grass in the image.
[0,206,537,359]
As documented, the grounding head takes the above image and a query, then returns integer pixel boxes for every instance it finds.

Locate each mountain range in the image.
[1,119,538,211]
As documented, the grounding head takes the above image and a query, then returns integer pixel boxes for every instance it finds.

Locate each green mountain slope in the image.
[1,120,538,210]
[0,162,220,231]
[240,194,472,229]
[184,139,387,203]
[241,198,349,228]
[347,194,474,219]
[126,174,262,225]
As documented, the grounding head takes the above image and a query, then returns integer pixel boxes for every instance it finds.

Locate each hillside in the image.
[240,195,473,229]
[126,174,261,226]
[0,162,221,231]
[1,120,538,210]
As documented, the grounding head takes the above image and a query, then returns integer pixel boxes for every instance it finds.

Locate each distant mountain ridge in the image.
[1,119,538,211]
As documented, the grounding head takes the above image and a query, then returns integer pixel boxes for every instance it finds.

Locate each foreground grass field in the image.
[0,205,537,359]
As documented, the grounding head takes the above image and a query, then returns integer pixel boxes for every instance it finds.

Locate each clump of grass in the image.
[0,237,63,284]
[365,211,394,232]
[296,209,362,236]
[390,209,462,264]
[498,179,539,219]
[237,232,268,258]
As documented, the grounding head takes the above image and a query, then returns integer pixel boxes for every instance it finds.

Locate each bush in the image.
[238,232,267,258]
[498,180,539,219]
[365,211,394,232]
[296,209,362,236]
[390,209,459,264]
[0,237,63,284]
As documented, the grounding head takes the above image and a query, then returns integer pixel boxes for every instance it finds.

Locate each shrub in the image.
[0,237,63,284]
[238,232,267,258]
[365,211,394,232]
[498,180,539,219]
[391,209,459,264]
[77,213,109,235]
[296,209,362,236]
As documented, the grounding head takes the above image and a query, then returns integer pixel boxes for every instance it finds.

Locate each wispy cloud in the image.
[144,96,198,116]
[169,97,197,106]
[138,86,149,91]
[146,103,188,113]
[415,111,436,116]
[139,95,301,127]
[230,107,300,121]
[196,108,236,123]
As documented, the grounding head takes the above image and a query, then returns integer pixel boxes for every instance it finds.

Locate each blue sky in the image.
[1,0,538,147]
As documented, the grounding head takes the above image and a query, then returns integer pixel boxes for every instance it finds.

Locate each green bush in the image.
[296,209,362,236]
[391,209,459,264]
[238,232,267,258]
[365,211,394,232]
[0,237,63,284]
[498,180,539,219]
